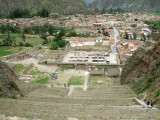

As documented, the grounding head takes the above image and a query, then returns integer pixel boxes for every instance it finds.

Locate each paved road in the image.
[109,21,120,64]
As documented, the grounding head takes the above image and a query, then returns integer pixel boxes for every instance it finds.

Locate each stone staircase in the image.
[0,78,160,120]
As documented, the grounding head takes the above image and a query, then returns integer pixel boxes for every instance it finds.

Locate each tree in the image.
[133,33,137,40]
[135,18,138,21]
[42,39,48,45]
[66,31,77,37]
[38,7,49,17]
[21,31,26,43]
[109,8,113,14]
[101,8,106,14]
[124,32,129,39]
[98,30,101,33]
[50,42,59,50]
[48,25,54,35]
[2,32,16,46]
[23,27,31,34]
[58,29,66,37]
[57,40,67,47]
[9,8,31,19]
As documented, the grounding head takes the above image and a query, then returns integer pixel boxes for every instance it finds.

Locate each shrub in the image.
[156,90,160,97]
[42,39,49,45]
[148,76,154,83]
[24,42,33,47]
[44,61,47,64]
[8,81,19,91]
[19,42,24,46]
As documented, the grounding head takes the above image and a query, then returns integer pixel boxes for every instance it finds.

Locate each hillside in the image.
[0,62,22,98]
[121,35,160,109]
[0,0,91,15]
[89,0,160,12]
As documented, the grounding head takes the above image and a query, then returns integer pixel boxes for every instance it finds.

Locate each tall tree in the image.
[21,30,26,43]
[133,33,137,40]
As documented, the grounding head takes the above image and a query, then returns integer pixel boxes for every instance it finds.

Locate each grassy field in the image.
[90,75,107,86]
[32,77,49,84]
[14,64,25,74]
[68,76,84,86]
[0,46,24,57]
[27,68,41,75]
[0,34,43,46]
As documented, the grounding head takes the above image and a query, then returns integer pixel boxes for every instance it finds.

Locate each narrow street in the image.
[109,21,120,64]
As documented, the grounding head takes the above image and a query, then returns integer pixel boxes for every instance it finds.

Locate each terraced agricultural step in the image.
[0,98,159,120]
[24,96,137,106]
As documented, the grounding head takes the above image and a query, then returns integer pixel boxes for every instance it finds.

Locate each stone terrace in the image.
[0,76,159,119]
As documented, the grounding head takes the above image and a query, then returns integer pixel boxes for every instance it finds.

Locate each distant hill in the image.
[0,0,91,15]
[89,0,160,12]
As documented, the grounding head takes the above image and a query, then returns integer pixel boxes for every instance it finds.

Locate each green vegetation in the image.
[27,68,41,75]
[100,8,127,14]
[0,34,43,46]
[14,64,25,74]
[61,66,75,70]
[143,20,160,29]
[37,7,50,17]
[8,81,19,91]
[9,8,31,19]
[147,12,160,16]
[0,46,23,57]
[90,75,106,86]
[132,79,152,94]
[133,33,137,40]
[132,61,160,94]
[68,76,84,86]
[32,77,49,84]
[156,90,160,97]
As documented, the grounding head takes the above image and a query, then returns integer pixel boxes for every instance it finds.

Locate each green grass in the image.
[0,34,43,46]
[90,75,107,86]
[0,46,24,57]
[32,77,49,84]
[47,42,55,47]
[14,64,25,74]
[61,66,75,70]
[27,68,41,75]
[68,76,84,86]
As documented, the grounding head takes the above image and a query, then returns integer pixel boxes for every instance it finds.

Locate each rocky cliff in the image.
[121,36,160,108]
[89,0,160,12]
[0,62,22,98]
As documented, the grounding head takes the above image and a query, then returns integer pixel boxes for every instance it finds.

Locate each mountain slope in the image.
[89,0,160,12]
[0,62,22,98]
[121,35,160,109]
[0,0,91,15]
